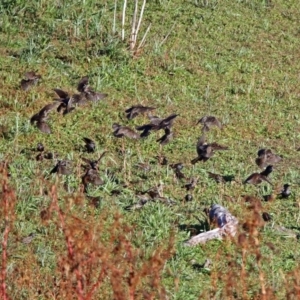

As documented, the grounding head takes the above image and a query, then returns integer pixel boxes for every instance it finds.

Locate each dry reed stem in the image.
[130,0,139,50]
[122,0,127,41]
[0,167,15,300]
[133,0,147,49]
[50,185,85,300]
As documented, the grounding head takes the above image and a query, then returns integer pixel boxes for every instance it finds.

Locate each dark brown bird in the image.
[112,123,140,139]
[36,152,53,161]
[50,160,72,175]
[156,155,168,166]
[53,89,81,115]
[21,233,36,244]
[81,151,107,170]
[136,113,178,137]
[84,88,108,102]
[255,149,282,169]
[156,113,178,130]
[170,163,184,171]
[83,137,96,153]
[244,165,273,185]
[157,128,173,145]
[36,142,44,152]
[82,168,104,189]
[125,105,156,120]
[174,169,186,180]
[136,116,162,137]
[20,71,41,91]
[262,212,272,222]
[30,102,60,134]
[125,196,150,211]
[279,184,291,199]
[184,194,193,202]
[191,135,228,164]
[197,116,222,132]
[184,177,199,191]
[170,163,185,179]
[135,162,151,172]
[207,172,226,183]
[77,76,89,92]
[140,183,164,199]
[34,143,54,161]
[77,76,108,101]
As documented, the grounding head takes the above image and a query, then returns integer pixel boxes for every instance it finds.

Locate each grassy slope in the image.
[0,0,300,299]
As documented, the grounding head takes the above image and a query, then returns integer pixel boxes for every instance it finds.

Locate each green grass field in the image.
[1,0,300,299]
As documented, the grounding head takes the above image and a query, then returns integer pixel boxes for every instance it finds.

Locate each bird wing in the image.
[210,143,228,151]
[77,76,89,92]
[37,122,51,134]
[53,88,69,99]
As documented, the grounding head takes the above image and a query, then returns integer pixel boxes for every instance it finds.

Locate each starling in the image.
[125,197,150,211]
[36,142,44,152]
[81,151,107,170]
[136,116,162,137]
[207,172,226,183]
[136,113,178,137]
[135,162,151,172]
[83,137,96,153]
[112,123,140,139]
[170,163,184,171]
[171,163,185,179]
[30,102,60,134]
[142,183,164,199]
[262,212,272,222]
[184,177,199,191]
[84,88,108,102]
[82,168,104,189]
[279,184,291,199]
[20,71,41,91]
[35,144,54,161]
[53,89,86,115]
[156,155,168,166]
[50,160,72,175]
[21,233,36,244]
[174,169,186,180]
[125,105,156,120]
[77,76,89,92]
[35,152,53,161]
[191,135,228,164]
[197,116,222,132]
[255,148,282,169]
[244,165,273,185]
[184,194,193,202]
[157,128,173,145]
[77,76,108,101]
[157,113,178,130]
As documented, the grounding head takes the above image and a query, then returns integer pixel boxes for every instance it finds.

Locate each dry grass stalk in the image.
[37,185,174,299]
[120,0,150,53]
[0,165,16,300]
[121,0,127,41]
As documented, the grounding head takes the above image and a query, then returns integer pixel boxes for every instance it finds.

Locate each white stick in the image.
[184,228,223,246]
[137,23,151,50]
[122,0,127,41]
[160,22,176,47]
[130,0,139,50]
[135,0,146,45]
[113,0,117,34]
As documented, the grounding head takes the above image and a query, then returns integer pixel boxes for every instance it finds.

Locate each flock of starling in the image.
[30,73,108,133]
[17,71,292,229]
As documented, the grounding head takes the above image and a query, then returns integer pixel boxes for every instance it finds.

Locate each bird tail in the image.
[191,157,200,165]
